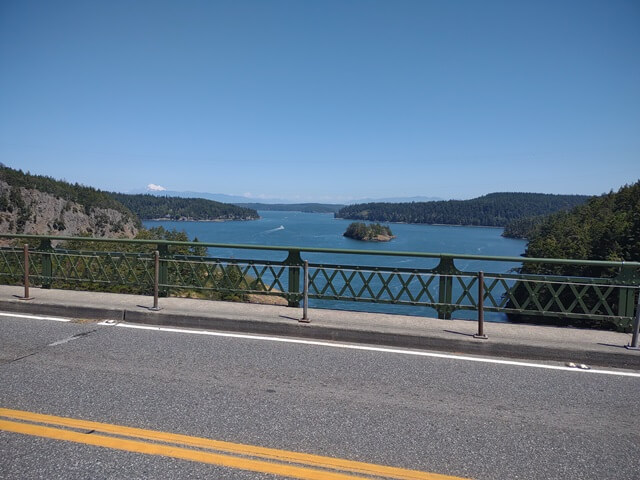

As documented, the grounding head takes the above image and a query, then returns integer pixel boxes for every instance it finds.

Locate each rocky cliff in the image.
[0,180,139,238]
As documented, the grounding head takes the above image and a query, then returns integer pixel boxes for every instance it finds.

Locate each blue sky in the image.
[1,0,638,202]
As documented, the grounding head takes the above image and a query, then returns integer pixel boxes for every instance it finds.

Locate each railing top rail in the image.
[1,233,639,268]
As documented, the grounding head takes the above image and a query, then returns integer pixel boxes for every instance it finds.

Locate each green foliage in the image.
[502,215,548,239]
[520,182,640,274]
[110,193,259,221]
[0,193,8,212]
[48,227,206,295]
[507,181,640,329]
[2,226,267,302]
[344,222,393,241]
[336,193,590,227]
[7,186,31,233]
[0,164,139,227]
[59,226,204,256]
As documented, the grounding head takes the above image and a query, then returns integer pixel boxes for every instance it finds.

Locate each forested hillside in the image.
[111,193,259,221]
[518,182,640,274]
[508,181,640,329]
[0,165,258,237]
[0,165,136,222]
[502,215,548,239]
[335,193,590,227]
[0,165,139,237]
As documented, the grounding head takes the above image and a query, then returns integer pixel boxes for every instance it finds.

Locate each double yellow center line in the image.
[0,407,469,480]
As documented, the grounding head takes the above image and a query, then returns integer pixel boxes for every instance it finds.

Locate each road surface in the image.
[1,312,638,479]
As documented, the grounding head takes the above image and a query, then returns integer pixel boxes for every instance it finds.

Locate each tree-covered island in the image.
[343,222,395,242]
[336,192,590,227]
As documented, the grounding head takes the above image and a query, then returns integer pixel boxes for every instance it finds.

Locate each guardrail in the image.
[1,234,639,340]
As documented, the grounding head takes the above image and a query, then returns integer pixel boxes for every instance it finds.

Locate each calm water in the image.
[144,211,527,321]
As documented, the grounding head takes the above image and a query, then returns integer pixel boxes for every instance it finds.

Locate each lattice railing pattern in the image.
[308,264,440,306]
[1,239,638,330]
[163,256,288,297]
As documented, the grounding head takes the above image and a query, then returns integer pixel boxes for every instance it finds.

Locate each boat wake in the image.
[264,225,285,233]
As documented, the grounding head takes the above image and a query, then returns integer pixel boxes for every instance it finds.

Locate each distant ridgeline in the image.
[335,193,591,228]
[507,181,640,329]
[343,222,394,242]
[234,203,344,214]
[110,193,259,221]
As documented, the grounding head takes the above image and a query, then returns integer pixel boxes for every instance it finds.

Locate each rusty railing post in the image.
[19,244,33,300]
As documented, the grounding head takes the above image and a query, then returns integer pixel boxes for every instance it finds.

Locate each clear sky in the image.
[1,0,638,202]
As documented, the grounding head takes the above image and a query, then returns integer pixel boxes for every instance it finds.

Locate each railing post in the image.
[300,260,310,323]
[19,244,33,300]
[474,271,488,339]
[626,290,640,349]
[157,243,169,297]
[616,264,638,332]
[39,238,53,289]
[149,250,161,311]
[435,255,456,319]
[285,249,303,307]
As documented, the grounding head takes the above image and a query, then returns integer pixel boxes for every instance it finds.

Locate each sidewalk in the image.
[1,285,638,369]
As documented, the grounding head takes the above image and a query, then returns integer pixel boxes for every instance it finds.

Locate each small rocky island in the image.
[343,222,395,242]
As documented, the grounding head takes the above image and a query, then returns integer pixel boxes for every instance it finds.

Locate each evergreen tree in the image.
[507,181,640,329]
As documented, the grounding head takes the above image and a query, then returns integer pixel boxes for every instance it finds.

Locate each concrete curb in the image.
[1,287,638,370]
[122,308,640,370]
[0,298,125,321]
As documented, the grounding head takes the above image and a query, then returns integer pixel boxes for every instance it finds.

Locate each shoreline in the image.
[344,234,396,243]
[145,215,508,230]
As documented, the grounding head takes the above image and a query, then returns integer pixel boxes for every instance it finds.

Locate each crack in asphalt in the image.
[47,329,97,346]
[0,352,38,366]
[0,328,100,367]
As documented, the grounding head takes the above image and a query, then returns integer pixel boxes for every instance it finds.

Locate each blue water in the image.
[144,211,527,321]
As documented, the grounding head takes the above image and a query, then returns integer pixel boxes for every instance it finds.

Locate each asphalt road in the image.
[1,313,639,479]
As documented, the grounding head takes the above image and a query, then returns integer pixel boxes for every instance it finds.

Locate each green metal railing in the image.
[1,234,639,332]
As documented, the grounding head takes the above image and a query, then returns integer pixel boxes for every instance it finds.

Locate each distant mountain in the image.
[335,193,592,227]
[131,188,443,206]
[353,196,443,203]
[129,189,293,204]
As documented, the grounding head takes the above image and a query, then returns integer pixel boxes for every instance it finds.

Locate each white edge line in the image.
[112,323,640,378]
[0,312,71,322]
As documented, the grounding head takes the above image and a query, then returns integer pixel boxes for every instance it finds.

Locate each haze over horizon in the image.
[130,183,592,205]
[1,1,638,203]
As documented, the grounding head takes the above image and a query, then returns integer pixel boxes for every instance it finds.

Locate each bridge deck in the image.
[0,285,637,369]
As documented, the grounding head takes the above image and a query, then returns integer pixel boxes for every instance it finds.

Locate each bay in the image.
[144,211,527,322]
